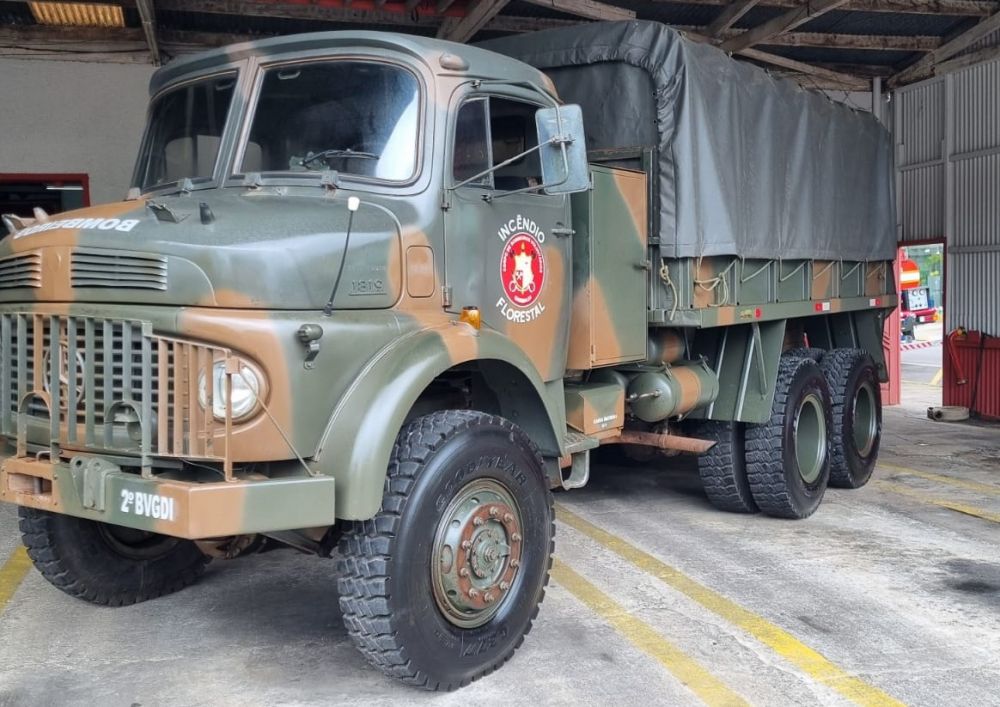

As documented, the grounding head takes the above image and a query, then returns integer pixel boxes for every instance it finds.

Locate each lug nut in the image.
[503,513,514,523]
[484,593,495,604]
[459,568,469,577]
[500,581,510,591]
[511,533,521,542]
[510,559,520,568]
[461,540,472,550]
[468,588,479,598]
[489,506,499,517]
[473,517,484,527]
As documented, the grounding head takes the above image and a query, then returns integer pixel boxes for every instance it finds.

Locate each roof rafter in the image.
[737,46,871,89]
[650,0,997,15]
[889,9,1000,85]
[517,0,634,21]
[701,27,943,51]
[706,0,763,36]
[443,0,509,42]
[720,0,854,52]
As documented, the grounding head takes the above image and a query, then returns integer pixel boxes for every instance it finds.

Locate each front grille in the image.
[0,313,232,471]
[3,317,159,426]
[0,253,42,289]
[71,248,167,290]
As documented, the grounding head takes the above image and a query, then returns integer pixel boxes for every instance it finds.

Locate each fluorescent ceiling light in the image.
[29,2,125,28]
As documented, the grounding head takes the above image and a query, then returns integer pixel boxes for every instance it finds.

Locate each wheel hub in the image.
[432,479,523,628]
[794,392,827,484]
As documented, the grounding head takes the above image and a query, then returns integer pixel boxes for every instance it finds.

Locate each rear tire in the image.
[784,347,824,362]
[693,420,757,513]
[337,410,553,690]
[18,508,208,606]
[819,349,882,488]
[746,356,832,519]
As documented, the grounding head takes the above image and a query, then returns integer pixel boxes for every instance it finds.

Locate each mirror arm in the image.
[448,136,559,192]
[491,141,573,200]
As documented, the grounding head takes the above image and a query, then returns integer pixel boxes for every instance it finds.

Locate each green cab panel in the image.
[568,166,648,369]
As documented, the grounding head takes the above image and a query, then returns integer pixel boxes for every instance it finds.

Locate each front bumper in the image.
[0,455,336,540]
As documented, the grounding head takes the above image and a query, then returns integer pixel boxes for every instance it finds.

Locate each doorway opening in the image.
[898,242,945,408]
[0,174,90,237]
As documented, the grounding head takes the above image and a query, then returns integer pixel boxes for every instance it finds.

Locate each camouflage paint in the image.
[0,30,897,538]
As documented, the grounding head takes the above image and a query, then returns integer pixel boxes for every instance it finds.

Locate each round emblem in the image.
[500,233,545,308]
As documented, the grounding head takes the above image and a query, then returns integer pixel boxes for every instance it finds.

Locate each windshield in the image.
[240,60,420,181]
[133,73,237,192]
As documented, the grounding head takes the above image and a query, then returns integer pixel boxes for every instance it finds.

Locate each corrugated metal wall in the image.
[894,55,1000,418]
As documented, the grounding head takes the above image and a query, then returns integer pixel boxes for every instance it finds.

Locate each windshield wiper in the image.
[301,148,379,169]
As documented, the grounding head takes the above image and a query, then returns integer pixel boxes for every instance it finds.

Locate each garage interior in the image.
[0,1,998,705]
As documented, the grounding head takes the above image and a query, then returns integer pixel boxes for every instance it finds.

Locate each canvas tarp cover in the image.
[479,21,896,261]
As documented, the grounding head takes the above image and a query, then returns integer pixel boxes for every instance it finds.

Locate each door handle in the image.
[552,227,575,238]
[634,260,651,271]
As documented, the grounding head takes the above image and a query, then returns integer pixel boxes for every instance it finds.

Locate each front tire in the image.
[337,410,554,690]
[820,349,882,488]
[746,356,833,519]
[18,508,208,606]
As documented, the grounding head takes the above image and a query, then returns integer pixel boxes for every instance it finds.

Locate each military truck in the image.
[0,22,895,690]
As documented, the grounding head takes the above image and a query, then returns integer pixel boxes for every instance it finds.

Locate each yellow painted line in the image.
[552,559,747,707]
[929,368,943,386]
[874,481,1000,524]
[556,505,904,707]
[0,547,31,614]
[879,462,1000,497]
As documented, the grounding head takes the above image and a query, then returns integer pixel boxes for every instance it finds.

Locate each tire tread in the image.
[336,410,553,691]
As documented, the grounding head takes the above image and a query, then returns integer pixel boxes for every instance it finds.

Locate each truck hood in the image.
[0,192,402,310]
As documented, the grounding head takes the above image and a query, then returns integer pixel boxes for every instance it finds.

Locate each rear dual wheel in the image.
[820,349,882,489]
[746,355,833,519]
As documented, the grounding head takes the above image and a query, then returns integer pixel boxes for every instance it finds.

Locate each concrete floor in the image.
[0,393,998,706]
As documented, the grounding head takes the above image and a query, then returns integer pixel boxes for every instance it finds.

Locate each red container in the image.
[943,330,1000,420]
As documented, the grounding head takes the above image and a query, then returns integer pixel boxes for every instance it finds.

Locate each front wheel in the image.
[19,507,208,606]
[337,410,553,690]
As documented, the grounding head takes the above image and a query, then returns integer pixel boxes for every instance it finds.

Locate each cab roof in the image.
[149,30,555,97]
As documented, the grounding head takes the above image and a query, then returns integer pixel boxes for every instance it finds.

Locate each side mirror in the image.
[535,104,589,195]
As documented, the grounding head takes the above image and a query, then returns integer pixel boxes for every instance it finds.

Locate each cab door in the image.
[443,93,573,382]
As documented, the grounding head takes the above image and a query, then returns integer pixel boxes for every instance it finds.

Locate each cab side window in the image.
[489,98,542,191]
[452,96,542,192]
[453,99,491,187]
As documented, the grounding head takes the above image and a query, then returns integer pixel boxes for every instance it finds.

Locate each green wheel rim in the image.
[431,478,524,629]
[794,393,827,484]
[852,381,878,457]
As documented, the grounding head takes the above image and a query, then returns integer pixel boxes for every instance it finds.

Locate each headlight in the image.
[197,359,264,421]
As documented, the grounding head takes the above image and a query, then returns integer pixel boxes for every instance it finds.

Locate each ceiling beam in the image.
[135,0,161,66]
[889,9,1000,86]
[9,0,994,16]
[517,0,634,21]
[443,0,509,42]
[702,27,943,51]
[706,0,762,36]
[157,0,586,33]
[737,47,871,90]
[720,0,853,52]
[651,0,997,15]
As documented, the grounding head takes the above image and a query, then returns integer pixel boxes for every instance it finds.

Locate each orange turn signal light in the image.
[460,306,481,330]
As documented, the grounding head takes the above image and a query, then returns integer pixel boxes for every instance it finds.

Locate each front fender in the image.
[315,323,566,520]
